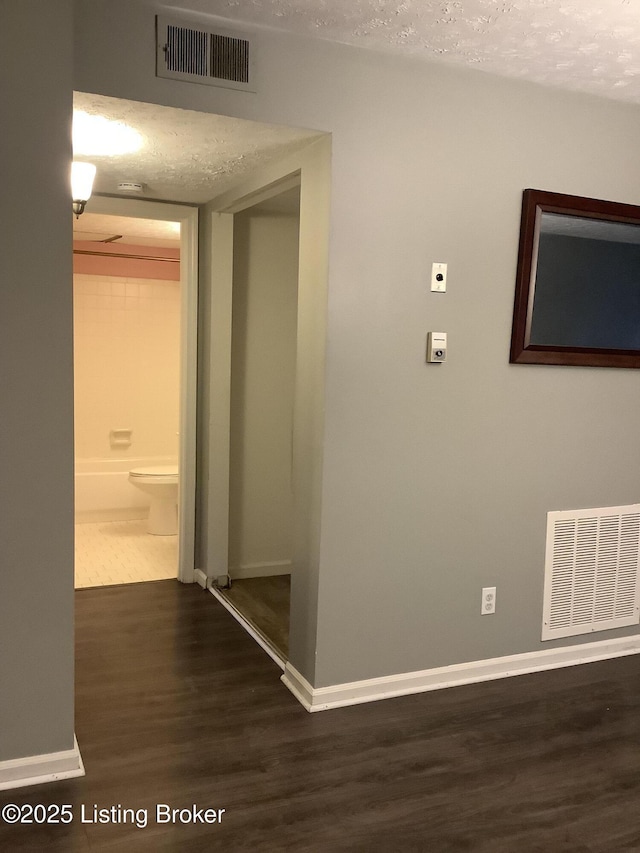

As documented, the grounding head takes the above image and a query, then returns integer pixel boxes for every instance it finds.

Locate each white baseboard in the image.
[194,568,210,589]
[281,635,640,712]
[281,664,316,711]
[75,509,146,524]
[0,735,85,791]
[229,561,291,580]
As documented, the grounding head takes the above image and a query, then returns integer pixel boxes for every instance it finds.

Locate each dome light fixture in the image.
[72,111,143,156]
[71,161,96,218]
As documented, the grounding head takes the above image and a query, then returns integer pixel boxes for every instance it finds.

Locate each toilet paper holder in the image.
[110,428,132,450]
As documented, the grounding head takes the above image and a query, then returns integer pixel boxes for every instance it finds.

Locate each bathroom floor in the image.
[74,519,177,588]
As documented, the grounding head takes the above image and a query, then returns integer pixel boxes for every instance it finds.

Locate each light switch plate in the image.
[426,332,447,363]
[431,262,447,292]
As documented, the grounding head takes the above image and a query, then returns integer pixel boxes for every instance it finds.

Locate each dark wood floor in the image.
[221,575,290,659]
[4,581,640,850]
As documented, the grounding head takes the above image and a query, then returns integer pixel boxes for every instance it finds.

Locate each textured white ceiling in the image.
[162,0,640,104]
[73,2,640,211]
[73,92,321,204]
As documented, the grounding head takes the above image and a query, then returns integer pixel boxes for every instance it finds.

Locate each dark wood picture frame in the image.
[510,189,640,368]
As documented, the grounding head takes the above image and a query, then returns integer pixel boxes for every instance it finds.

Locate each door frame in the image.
[201,133,332,682]
[82,195,199,583]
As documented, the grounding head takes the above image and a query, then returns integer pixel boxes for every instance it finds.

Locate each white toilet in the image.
[128,465,179,535]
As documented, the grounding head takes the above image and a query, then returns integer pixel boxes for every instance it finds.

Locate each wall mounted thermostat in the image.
[431,262,447,292]
[427,332,447,363]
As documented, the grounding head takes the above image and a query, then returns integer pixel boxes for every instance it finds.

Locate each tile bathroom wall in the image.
[73,273,180,460]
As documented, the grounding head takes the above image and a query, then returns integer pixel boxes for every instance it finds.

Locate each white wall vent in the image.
[156,16,255,93]
[542,505,640,640]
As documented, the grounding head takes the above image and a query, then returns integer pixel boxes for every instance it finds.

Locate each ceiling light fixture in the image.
[71,161,96,218]
[72,111,143,156]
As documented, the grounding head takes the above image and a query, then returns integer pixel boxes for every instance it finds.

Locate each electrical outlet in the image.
[481,586,496,615]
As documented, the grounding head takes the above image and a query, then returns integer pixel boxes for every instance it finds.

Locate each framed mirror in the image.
[510,189,640,368]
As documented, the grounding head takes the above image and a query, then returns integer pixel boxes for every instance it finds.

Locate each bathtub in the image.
[75,456,178,523]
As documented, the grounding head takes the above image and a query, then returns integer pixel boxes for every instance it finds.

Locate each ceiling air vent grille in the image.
[157,16,254,92]
[542,505,640,640]
[165,25,208,77]
[211,33,249,83]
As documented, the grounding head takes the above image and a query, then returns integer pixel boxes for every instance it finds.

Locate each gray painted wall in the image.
[0,1,75,761]
[71,1,640,690]
[229,205,299,574]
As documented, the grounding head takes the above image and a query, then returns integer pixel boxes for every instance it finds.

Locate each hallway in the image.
[2,581,640,851]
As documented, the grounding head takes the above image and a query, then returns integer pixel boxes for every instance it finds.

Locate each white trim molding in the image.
[194,568,210,589]
[0,736,84,791]
[281,635,640,712]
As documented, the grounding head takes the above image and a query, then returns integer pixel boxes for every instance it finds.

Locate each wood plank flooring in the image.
[3,580,640,850]
[221,575,290,659]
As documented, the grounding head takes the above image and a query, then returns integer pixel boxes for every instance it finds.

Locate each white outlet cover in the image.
[482,586,496,614]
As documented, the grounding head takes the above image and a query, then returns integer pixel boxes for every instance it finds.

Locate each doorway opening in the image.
[73,197,198,588]
[200,136,331,684]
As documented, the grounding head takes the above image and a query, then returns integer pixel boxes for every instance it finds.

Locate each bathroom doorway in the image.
[73,197,198,588]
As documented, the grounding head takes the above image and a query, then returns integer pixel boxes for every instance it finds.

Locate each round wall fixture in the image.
[117,181,145,193]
